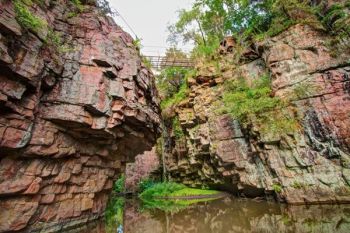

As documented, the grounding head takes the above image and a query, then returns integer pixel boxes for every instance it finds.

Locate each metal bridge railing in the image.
[143,56,195,70]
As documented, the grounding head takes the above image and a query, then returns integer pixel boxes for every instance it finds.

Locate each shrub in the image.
[45,29,62,46]
[273,184,282,193]
[160,79,189,110]
[172,117,184,139]
[138,178,156,193]
[191,36,220,59]
[113,175,125,193]
[157,67,189,100]
[132,37,142,50]
[142,56,152,70]
[14,0,47,33]
[222,74,298,136]
[222,75,280,120]
[321,2,350,53]
[71,0,84,12]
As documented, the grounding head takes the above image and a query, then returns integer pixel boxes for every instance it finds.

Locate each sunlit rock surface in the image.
[0,0,160,232]
[165,24,350,204]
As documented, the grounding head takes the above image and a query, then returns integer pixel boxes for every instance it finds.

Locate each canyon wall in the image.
[0,0,160,232]
[125,147,160,193]
[165,24,350,204]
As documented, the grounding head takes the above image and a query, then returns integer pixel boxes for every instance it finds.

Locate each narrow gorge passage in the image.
[1,0,350,233]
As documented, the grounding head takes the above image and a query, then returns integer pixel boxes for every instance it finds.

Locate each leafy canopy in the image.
[169,0,350,58]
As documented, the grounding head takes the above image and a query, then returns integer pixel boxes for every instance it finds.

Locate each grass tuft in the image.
[140,182,219,199]
[14,0,47,33]
[139,182,221,212]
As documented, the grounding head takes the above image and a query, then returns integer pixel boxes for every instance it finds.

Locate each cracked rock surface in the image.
[0,1,160,232]
[165,25,350,204]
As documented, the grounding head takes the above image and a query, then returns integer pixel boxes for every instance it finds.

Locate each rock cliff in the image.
[0,0,160,232]
[125,147,160,193]
[164,24,350,204]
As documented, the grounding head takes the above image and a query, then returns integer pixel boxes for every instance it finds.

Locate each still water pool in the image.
[76,196,350,233]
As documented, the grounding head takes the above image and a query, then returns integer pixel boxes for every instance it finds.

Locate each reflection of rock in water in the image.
[123,197,350,233]
[124,199,164,233]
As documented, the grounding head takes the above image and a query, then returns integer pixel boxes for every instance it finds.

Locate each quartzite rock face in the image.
[0,0,160,232]
[125,147,160,192]
[165,24,350,204]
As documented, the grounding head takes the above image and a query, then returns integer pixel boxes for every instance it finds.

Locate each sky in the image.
[108,0,195,56]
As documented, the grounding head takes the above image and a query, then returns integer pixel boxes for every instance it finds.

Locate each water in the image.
[77,197,350,233]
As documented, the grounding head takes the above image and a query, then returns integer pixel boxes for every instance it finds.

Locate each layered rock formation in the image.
[165,24,350,204]
[0,0,160,232]
[125,147,160,193]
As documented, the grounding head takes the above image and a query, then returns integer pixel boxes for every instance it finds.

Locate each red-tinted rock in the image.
[0,1,160,232]
[0,198,38,232]
[165,24,350,204]
[125,148,160,192]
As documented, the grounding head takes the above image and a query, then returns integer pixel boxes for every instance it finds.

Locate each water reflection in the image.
[105,197,125,233]
[79,197,350,233]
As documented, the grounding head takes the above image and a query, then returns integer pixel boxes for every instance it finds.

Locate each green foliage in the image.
[138,178,157,193]
[139,182,220,212]
[170,0,348,57]
[222,74,279,120]
[222,74,298,136]
[67,11,78,18]
[45,29,76,54]
[191,36,221,59]
[321,2,350,52]
[140,182,219,199]
[291,181,304,189]
[113,175,125,193]
[46,29,62,46]
[141,56,152,70]
[71,0,84,12]
[227,0,274,38]
[168,0,275,56]
[273,184,282,193]
[155,137,164,158]
[157,67,189,99]
[172,117,184,139]
[282,214,292,225]
[140,182,186,199]
[133,37,142,50]
[292,82,318,99]
[141,196,218,212]
[160,76,190,111]
[14,0,47,33]
[171,188,219,197]
[105,197,125,232]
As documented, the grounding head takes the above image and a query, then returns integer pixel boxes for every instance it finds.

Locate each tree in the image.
[167,0,274,58]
